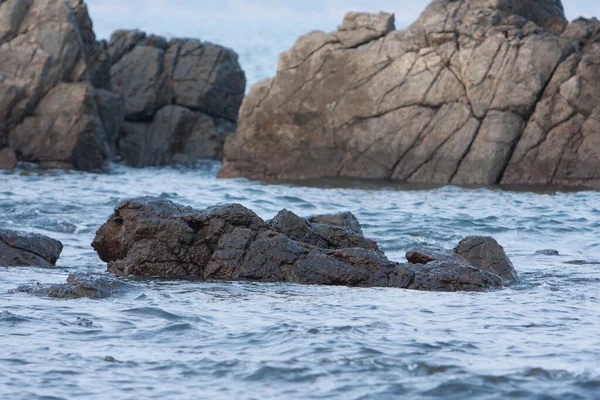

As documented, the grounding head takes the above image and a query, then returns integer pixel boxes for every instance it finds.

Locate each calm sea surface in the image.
[1,162,599,399]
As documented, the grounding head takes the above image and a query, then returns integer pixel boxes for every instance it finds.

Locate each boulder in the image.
[308,211,363,235]
[0,229,63,267]
[0,147,17,169]
[92,197,509,292]
[454,236,518,280]
[220,0,600,190]
[108,32,246,166]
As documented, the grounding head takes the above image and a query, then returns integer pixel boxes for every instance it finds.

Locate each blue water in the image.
[1,163,599,399]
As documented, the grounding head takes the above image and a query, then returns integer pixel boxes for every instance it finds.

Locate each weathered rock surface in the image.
[92,197,508,292]
[108,31,246,166]
[14,272,133,298]
[0,147,17,169]
[0,229,63,267]
[220,0,600,190]
[0,1,245,170]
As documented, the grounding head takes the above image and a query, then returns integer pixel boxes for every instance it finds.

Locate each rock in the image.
[536,249,560,256]
[0,229,63,267]
[13,272,132,299]
[220,0,600,190]
[454,236,517,280]
[92,197,507,292]
[0,147,17,169]
[406,248,467,265]
[108,33,246,166]
[308,212,363,235]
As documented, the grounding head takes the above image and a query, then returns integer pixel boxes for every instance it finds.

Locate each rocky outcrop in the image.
[0,0,245,170]
[108,31,246,167]
[0,229,63,267]
[220,0,600,190]
[91,197,509,292]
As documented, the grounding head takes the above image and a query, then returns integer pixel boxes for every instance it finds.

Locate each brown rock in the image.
[0,148,17,169]
[454,236,518,280]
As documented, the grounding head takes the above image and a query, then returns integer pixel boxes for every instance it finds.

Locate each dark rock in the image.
[0,147,17,169]
[107,32,246,166]
[406,248,460,265]
[0,229,63,267]
[454,236,518,280]
[308,211,363,235]
[92,197,507,292]
[14,272,133,299]
[536,249,560,256]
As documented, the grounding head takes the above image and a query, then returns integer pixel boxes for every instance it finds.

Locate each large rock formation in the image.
[0,0,116,170]
[91,197,513,292]
[0,229,63,267]
[107,31,246,167]
[220,0,600,190]
[0,0,245,170]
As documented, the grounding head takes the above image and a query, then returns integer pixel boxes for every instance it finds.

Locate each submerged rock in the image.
[0,229,63,267]
[536,249,560,256]
[220,0,600,190]
[92,197,511,292]
[14,272,133,299]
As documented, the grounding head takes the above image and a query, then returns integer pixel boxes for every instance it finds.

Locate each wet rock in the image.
[0,229,63,267]
[308,212,363,235]
[0,147,17,169]
[454,236,517,280]
[220,0,600,190]
[92,197,508,292]
[108,33,245,166]
[14,272,132,299]
[536,249,560,256]
[406,248,464,265]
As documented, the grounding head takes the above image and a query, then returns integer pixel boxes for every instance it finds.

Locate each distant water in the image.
[1,162,599,399]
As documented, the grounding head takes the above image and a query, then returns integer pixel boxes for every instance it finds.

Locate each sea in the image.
[1,163,599,399]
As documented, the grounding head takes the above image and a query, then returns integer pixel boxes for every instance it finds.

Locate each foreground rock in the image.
[0,0,245,170]
[220,0,600,190]
[92,197,508,292]
[0,229,63,267]
[108,31,246,167]
[14,272,132,299]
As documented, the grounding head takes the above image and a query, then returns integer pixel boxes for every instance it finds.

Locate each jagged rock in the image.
[108,32,246,166]
[454,236,517,280]
[0,229,63,267]
[13,272,132,298]
[220,0,600,190]
[92,197,508,292]
[0,147,17,169]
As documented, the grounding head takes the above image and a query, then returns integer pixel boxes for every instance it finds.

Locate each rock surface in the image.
[92,197,507,292]
[0,147,17,169]
[0,1,245,170]
[108,31,246,167]
[0,229,63,267]
[220,0,600,190]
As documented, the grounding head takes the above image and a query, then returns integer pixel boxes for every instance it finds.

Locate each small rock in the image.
[536,249,560,256]
[0,229,63,267]
[454,236,518,280]
[308,212,363,235]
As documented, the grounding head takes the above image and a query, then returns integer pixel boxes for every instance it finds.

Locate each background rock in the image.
[0,229,63,267]
[0,147,17,169]
[220,0,600,190]
[108,31,246,167]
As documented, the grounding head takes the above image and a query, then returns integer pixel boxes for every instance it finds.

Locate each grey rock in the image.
[219,0,600,190]
[14,272,132,298]
[454,236,518,280]
[92,197,507,292]
[0,147,17,169]
[406,248,467,265]
[0,229,63,267]
[536,249,560,256]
